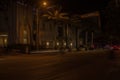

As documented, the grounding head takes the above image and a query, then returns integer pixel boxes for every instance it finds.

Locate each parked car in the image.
[104,44,112,50]
[104,44,120,50]
[111,45,120,50]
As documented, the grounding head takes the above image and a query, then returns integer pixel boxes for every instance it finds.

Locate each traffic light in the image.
[58,27,63,37]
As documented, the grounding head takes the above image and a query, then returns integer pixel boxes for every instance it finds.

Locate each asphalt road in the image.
[0,50,120,80]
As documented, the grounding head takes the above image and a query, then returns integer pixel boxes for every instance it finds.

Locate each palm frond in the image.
[42,7,69,21]
[54,10,59,16]
[47,11,53,16]
[43,14,48,17]
[60,13,68,16]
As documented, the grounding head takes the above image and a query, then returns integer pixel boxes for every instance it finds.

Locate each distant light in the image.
[70,43,73,46]
[0,35,8,37]
[4,39,7,43]
[24,30,27,34]
[46,42,49,46]
[56,42,59,46]
[64,42,66,46]
[43,1,47,6]
[23,38,27,44]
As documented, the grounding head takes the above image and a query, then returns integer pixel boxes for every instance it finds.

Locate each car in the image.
[111,45,120,50]
[104,44,112,50]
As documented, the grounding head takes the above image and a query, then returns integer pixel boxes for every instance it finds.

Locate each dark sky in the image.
[60,0,109,13]
[53,0,110,14]
[25,0,110,14]
[1,0,110,14]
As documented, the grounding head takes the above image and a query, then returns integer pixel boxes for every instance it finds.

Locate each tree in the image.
[42,6,69,49]
[70,15,82,50]
[43,6,68,20]
[81,17,101,48]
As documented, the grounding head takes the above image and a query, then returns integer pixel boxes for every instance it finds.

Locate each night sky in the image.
[50,0,110,14]
[0,0,110,13]
[21,0,110,14]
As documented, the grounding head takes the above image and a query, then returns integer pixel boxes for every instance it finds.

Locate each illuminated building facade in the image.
[0,0,102,50]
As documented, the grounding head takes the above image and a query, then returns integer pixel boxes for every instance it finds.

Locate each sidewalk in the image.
[30,50,60,54]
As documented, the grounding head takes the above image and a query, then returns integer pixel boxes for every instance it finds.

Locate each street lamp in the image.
[43,1,47,6]
[36,1,49,50]
[40,1,48,8]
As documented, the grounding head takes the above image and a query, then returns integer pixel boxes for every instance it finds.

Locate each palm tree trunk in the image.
[91,32,94,45]
[27,22,32,50]
[36,9,39,50]
[65,24,69,49]
[85,31,88,45]
[75,27,79,50]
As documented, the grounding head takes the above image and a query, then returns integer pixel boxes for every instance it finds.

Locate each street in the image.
[0,50,120,80]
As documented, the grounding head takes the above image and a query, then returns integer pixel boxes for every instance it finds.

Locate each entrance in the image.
[0,34,8,48]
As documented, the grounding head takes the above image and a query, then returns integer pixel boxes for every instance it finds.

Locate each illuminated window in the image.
[0,34,8,47]
[23,30,27,44]
[64,42,66,46]
[56,42,59,46]
[4,38,7,45]
[46,42,49,46]
[70,43,73,46]
[0,38,3,47]
[23,30,27,37]
[23,38,27,44]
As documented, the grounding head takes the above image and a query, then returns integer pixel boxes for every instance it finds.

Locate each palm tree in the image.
[42,6,69,49]
[24,6,34,51]
[70,15,82,50]
[81,18,101,49]
[43,6,69,20]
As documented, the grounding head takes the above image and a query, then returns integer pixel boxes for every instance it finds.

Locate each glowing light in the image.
[64,42,66,46]
[4,39,7,44]
[0,35,8,37]
[46,42,49,46]
[70,43,73,46]
[43,1,47,6]
[24,30,27,34]
[56,42,59,46]
[23,38,27,44]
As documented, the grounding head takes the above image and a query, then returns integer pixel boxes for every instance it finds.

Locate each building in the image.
[102,0,120,43]
[0,0,102,51]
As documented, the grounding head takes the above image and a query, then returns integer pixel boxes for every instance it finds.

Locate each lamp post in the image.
[43,1,47,7]
[36,1,49,50]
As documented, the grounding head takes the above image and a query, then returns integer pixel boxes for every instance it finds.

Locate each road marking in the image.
[31,50,59,53]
